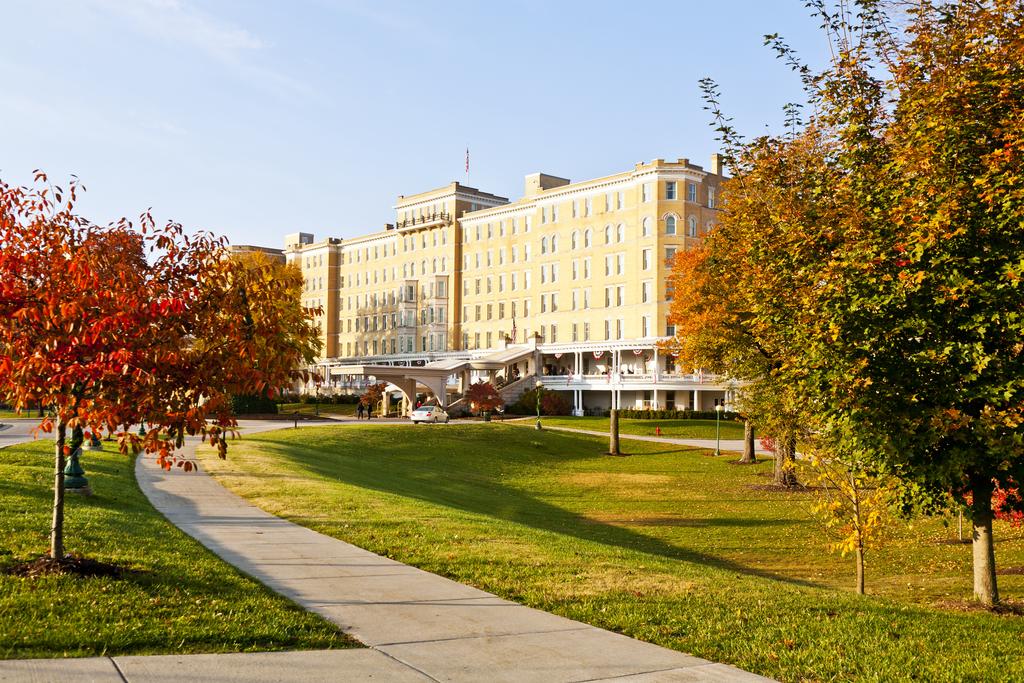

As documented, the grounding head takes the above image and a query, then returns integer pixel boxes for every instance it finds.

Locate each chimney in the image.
[710,153,725,176]
[524,172,571,197]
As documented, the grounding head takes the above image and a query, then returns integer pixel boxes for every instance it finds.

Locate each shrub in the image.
[512,388,571,416]
[231,394,279,415]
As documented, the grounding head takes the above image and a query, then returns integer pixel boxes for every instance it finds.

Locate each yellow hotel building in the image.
[283,156,735,415]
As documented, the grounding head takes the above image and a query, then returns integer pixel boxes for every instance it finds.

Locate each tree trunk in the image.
[609,409,620,455]
[740,421,756,464]
[855,545,865,595]
[773,433,798,487]
[50,420,67,560]
[970,477,999,607]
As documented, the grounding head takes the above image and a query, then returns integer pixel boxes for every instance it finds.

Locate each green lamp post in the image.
[714,403,724,456]
[535,379,543,430]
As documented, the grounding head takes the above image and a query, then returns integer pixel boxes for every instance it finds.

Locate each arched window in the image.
[666,215,677,235]
[432,258,437,273]
[642,217,651,237]
[571,231,579,250]
[584,229,592,248]
[410,262,416,277]
[604,225,612,244]
[688,216,697,237]
[551,235,558,253]
[616,224,625,243]
[541,237,548,254]
[421,259,428,275]
[441,256,447,272]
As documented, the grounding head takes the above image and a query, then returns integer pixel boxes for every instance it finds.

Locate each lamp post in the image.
[714,403,724,456]
[535,379,543,430]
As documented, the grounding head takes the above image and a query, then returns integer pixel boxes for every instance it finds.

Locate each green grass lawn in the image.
[198,424,1024,682]
[538,416,747,440]
[277,402,357,417]
[0,441,353,659]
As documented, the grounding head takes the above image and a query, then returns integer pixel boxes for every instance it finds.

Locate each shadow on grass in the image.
[244,427,824,590]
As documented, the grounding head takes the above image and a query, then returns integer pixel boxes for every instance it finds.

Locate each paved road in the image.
[0,418,41,450]
[1,420,774,682]
[508,420,774,456]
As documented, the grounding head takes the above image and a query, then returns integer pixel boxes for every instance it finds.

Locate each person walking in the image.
[367,403,373,420]
[356,403,364,420]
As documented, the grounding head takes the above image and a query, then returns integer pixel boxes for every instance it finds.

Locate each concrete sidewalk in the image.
[133,430,770,682]
[1,422,773,682]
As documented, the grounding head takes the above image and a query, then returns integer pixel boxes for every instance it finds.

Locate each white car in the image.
[410,405,449,424]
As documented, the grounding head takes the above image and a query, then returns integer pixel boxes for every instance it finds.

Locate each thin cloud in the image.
[86,0,264,61]
[82,0,313,99]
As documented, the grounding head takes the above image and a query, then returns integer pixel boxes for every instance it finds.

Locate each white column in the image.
[692,389,700,411]
[653,389,660,410]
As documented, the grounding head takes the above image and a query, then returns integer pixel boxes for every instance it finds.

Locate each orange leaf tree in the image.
[0,173,321,560]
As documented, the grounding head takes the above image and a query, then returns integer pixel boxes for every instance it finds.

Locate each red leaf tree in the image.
[465,381,504,414]
[0,173,321,560]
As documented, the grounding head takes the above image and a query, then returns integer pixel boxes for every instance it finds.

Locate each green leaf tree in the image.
[689,0,1024,606]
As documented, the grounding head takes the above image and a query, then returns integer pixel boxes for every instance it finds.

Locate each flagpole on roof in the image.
[465,146,470,184]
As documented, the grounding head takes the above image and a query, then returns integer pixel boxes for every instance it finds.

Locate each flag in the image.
[465,147,470,174]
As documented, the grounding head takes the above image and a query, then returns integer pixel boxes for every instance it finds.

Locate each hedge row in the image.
[275,393,361,405]
[231,394,279,415]
[613,408,739,421]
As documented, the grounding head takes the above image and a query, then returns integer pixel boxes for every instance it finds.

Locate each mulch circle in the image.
[747,483,820,493]
[998,566,1024,576]
[5,554,131,579]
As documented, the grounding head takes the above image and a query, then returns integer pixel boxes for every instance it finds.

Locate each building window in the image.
[688,216,698,237]
[666,323,676,337]
[541,237,548,254]
[616,224,625,243]
[642,316,651,337]
[687,183,697,202]
[584,229,592,248]
[616,319,623,339]
[572,323,578,341]
[666,215,677,235]
[642,281,651,303]
[584,322,591,341]
[550,325,557,343]
[551,235,558,253]
[643,248,651,270]
[604,225,612,244]
[584,258,591,279]
[616,191,624,209]
[604,320,611,340]
[572,260,579,280]
[665,181,677,200]
[585,197,592,216]
[708,186,716,208]
[551,293,558,312]
[665,247,677,263]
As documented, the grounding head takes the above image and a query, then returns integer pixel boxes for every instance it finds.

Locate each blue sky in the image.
[1,1,831,247]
